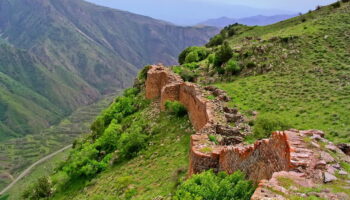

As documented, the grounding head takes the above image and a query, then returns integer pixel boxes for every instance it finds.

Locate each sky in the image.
[85,0,337,25]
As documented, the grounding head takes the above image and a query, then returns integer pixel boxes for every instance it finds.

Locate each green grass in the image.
[50,110,194,200]
[206,3,350,143]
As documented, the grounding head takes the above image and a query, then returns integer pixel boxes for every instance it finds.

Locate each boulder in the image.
[323,172,337,183]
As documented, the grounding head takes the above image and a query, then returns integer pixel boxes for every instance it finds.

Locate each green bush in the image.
[22,176,53,200]
[208,54,215,64]
[179,68,198,82]
[183,63,200,70]
[207,34,224,47]
[251,113,291,140]
[179,46,209,64]
[165,101,187,117]
[137,65,151,81]
[174,170,255,200]
[185,51,200,63]
[118,125,149,159]
[225,59,241,74]
[214,42,233,68]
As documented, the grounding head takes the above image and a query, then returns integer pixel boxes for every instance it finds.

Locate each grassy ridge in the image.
[174,2,350,143]
[215,3,350,143]
[53,112,193,200]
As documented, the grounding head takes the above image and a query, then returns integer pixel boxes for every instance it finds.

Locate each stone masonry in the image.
[145,64,350,199]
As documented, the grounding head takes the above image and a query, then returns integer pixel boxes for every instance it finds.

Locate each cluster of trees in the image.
[63,88,150,178]
[174,170,255,200]
[176,41,242,80]
[22,87,151,199]
[210,42,241,75]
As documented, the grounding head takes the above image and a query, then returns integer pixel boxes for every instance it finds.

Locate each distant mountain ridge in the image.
[0,0,218,138]
[199,14,297,27]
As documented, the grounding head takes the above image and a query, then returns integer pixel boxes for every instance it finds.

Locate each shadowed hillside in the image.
[0,0,218,138]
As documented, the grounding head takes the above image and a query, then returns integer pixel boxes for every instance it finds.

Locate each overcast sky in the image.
[85,0,336,25]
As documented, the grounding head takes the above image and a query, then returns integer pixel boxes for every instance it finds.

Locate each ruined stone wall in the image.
[145,65,293,182]
[145,65,350,199]
[146,65,214,131]
[189,132,292,181]
[219,132,291,181]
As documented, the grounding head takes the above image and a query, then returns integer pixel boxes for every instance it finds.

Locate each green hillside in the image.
[174,1,350,143]
[4,1,350,200]
[0,0,217,188]
[0,0,217,138]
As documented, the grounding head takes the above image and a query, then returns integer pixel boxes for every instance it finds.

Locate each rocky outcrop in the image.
[145,65,350,199]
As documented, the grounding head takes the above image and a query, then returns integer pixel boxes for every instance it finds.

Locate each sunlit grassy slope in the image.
[51,107,194,200]
[208,3,350,143]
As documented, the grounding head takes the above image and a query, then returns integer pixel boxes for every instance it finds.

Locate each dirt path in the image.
[0,145,72,196]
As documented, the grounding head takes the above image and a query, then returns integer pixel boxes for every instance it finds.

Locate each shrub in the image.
[118,125,149,159]
[179,68,198,82]
[183,63,200,70]
[208,54,215,64]
[165,101,187,117]
[22,176,53,200]
[252,113,291,140]
[225,59,241,74]
[214,42,233,68]
[174,170,255,200]
[185,51,200,63]
[207,34,224,47]
[179,46,209,64]
[342,0,349,3]
[208,135,218,144]
[137,65,151,81]
[95,120,122,153]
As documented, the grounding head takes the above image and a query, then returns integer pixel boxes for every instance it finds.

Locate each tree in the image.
[214,42,233,68]
[207,34,224,47]
[185,51,199,63]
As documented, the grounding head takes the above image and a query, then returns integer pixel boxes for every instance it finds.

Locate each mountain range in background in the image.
[85,0,297,25]
[199,14,298,27]
[0,0,218,139]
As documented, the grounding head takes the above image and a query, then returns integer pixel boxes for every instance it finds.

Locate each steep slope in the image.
[7,2,350,200]
[176,1,350,143]
[0,0,218,138]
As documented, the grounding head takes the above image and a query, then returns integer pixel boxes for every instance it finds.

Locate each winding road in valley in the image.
[0,145,72,196]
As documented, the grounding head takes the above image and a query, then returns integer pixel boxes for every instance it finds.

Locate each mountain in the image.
[85,0,295,26]
[0,0,218,138]
[8,1,350,200]
[199,14,297,27]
